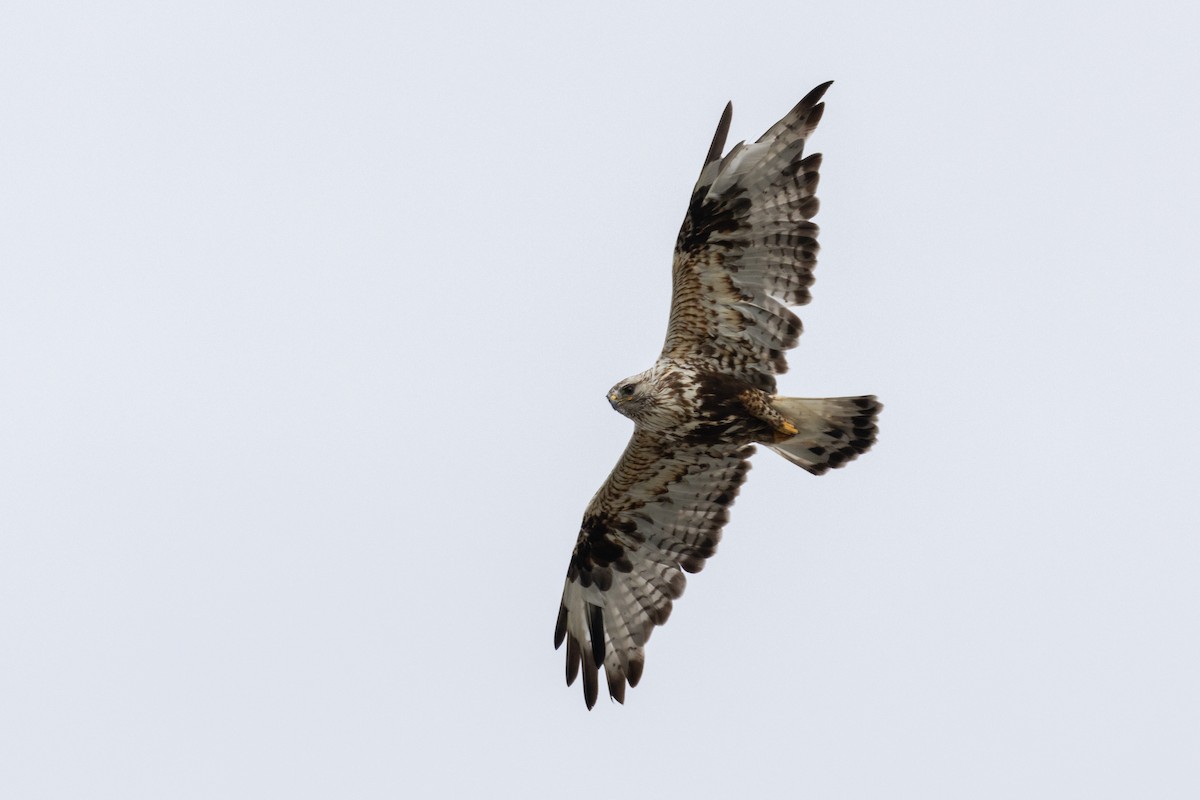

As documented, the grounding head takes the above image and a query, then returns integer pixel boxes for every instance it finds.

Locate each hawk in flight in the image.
[554,82,880,708]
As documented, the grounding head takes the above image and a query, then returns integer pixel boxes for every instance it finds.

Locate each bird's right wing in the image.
[555,429,753,708]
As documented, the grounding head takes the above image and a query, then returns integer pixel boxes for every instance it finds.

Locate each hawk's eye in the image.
[620,384,636,398]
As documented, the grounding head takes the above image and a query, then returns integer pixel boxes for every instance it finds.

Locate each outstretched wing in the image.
[555,430,753,708]
[662,82,832,392]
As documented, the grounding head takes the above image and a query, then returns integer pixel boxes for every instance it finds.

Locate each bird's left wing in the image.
[555,429,753,708]
[661,82,832,391]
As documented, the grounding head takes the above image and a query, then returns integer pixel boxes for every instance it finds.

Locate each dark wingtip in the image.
[806,80,834,105]
[789,81,833,125]
[582,662,598,710]
[565,636,581,686]
[627,656,644,687]
[587,604,605,666]
[704,101,733,165]
[553,603,568,649]
[606,671,626,704]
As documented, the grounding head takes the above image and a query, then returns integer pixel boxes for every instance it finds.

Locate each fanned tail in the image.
[766,396,881,475]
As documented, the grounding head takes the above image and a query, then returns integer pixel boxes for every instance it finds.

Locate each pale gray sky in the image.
[3,2,1198,797]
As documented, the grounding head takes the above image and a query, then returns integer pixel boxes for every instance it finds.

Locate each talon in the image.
[778,420,798,436]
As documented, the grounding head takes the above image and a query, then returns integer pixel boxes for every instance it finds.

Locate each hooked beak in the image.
[607,391,619,410]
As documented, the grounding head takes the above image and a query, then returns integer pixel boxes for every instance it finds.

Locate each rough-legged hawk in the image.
[555,82,881,708]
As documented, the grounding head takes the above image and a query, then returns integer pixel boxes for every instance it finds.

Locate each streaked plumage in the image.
[555,83,881,708]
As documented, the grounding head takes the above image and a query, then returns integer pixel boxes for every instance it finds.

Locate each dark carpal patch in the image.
[568,513,637,589]
[676,187,750,254]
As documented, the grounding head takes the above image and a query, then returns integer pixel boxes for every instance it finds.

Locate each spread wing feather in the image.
[555,430,753,708]
[662,81,832,391]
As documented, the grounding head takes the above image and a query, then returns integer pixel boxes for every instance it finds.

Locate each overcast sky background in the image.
[3,2,1198,797]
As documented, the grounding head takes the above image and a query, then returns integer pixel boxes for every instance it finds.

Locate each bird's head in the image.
[606,366,671,425]
[607,380,642,413]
